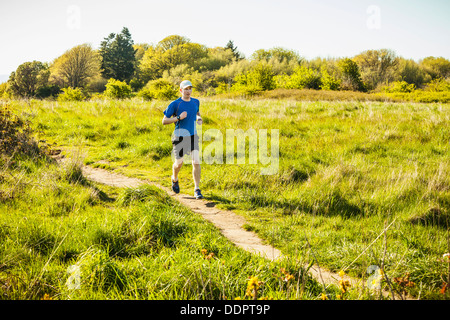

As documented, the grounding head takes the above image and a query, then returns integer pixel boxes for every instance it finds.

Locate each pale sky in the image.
[0,0,449,80]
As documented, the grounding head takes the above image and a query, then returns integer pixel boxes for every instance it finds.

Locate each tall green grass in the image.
[3,97,450,299]
[0,155,325,300]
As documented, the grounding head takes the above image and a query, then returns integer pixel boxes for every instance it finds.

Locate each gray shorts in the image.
[172,134,199,159]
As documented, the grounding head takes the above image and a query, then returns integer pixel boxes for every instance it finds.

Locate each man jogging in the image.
[162,80,203,199]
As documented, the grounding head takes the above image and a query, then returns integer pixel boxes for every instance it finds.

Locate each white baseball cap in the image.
[180,80,193,89]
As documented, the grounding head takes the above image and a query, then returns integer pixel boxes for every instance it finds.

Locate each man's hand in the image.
[179,111,187,120]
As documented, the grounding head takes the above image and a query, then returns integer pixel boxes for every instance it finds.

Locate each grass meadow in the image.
[1,95,449,300]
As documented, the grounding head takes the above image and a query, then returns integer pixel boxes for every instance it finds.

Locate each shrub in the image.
[276,66,321,90]
[380,90,450,103]
[230,63,276,95]
[0,82,7,98]
[231,73,264,96]
[104,79,132,99]
[319,67,341,91]
[215,82,231,94]
[338,58,366,92]
[425,78,450,92]
[57,87,86,102]
[129,78,145,92]
[35,84,61,98]
[382,81,416,93]
[247,63,276,91]
[214,59,253,85]
[0,104,43,158]
[86,77,108,93]
[137,79,178,100]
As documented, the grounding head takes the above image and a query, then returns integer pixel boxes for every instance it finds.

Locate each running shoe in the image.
[194,188,204,199]
[171,179,180,194]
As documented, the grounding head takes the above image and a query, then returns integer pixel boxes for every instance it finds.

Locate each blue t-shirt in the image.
[163,97,200,137]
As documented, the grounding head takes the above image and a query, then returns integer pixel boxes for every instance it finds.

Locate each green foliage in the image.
[164,68,214,95]
[137,79,178,100]
[0,82,7,98]
[420,56,450,79]
[214,59,253,86]
[86,77,108,93]
[397,58,430,88]
[0,143,322,299]
[161,64,194,89]
[381,90,450,103]
[382,81,416,93]
[99,27,136,82]
[157,35,190,51]
[319,67,341,91]
[353,49,399,90]
[275,66,321,90]
[425,78,450,92]
[129,78,145,92]
[50,44,101,89]
[230,63,276,95]
[139,36,209,82]
[251,47,302,65]
[0,104,43,158]
[197,47,235,72]
[290,66,321,89]
[57,87,87,102]
[7,61,50,98]
[231,63,275,96]
[225,40,244,60]
[338,58,366,91]
[6,32,450,100]
[104,79,132,99]
[5,98,449,300]
[35,84,61,98]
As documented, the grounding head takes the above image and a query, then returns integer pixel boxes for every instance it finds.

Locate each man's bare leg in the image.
[191,150,201,190]
[172,158,183,182]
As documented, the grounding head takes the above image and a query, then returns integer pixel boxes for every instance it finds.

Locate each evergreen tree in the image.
[225,40,243,60]
[99,27,137,82]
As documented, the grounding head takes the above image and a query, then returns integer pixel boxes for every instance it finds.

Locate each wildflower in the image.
[321,293,328,300]
[339,279,351,293]
[337,269,351,294]
[440,283,447,295]
[201,249,214,261]
[280,267,295,282]
[284,274,294,282]
[246,276,262,300]
[41,294,52,300]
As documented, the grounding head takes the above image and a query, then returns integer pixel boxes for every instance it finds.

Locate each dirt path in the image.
[80,163,406,299]
[82,165,283,261]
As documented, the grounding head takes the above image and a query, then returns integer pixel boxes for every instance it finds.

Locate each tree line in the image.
[1,27,450,99]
